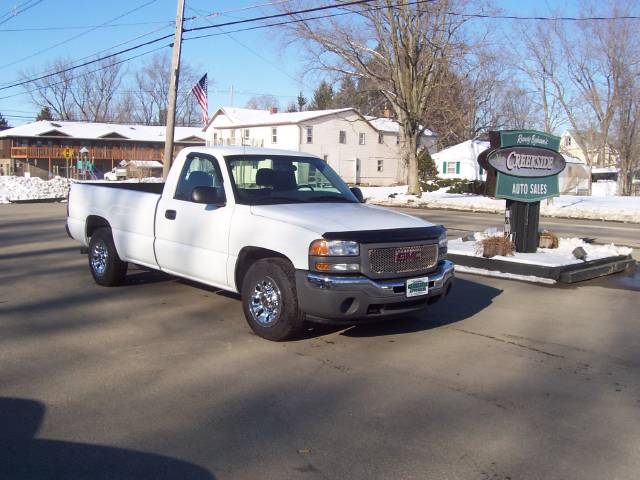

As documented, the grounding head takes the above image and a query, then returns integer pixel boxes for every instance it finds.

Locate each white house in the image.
[433,139,591,195]
[204,106,437,186]
[432,139,490,181]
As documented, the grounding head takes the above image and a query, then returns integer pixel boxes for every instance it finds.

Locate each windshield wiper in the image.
[305,195,355,203]
[251,196,301,204]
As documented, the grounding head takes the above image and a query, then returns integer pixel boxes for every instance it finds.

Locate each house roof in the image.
[206,106,438,138]
[366,116,435,137]
[207,107,357,129]
[0,120,207,143]
[432,139,490,163]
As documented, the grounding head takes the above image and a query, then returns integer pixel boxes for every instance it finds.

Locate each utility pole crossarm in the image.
[163,0,186,180]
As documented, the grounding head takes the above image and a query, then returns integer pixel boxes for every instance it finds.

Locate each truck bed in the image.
[81,181,165,194]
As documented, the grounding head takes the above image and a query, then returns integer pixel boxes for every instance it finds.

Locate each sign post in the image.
[478,130,565,253]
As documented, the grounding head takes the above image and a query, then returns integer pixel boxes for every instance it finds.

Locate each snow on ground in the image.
[0,176,71,203]
[449,232,633,267]
[361,185,640,223]
[0,176,163,203]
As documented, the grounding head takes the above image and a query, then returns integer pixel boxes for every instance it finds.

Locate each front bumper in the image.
[295,260,455,324]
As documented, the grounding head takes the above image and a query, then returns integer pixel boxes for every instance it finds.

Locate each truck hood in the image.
[250,203,432,234]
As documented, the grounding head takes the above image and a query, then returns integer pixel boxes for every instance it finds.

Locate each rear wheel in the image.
[241,258,305,341]
[88,227,128,286]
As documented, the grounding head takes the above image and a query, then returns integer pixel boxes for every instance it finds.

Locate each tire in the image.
[88,227,128,286]
[241,258,305,341]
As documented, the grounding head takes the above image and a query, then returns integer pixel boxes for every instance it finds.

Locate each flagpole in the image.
[163,0,186,180]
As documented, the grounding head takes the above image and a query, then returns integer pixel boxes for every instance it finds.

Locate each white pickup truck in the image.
[67,146,454,340]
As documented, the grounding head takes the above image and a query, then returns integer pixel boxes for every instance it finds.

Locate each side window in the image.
[174,154,224,202]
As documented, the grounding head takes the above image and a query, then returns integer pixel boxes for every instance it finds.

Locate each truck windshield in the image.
[226,155,359,205]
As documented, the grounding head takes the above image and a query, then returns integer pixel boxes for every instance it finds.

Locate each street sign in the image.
[63,147,73,159]
[495,172,560,203]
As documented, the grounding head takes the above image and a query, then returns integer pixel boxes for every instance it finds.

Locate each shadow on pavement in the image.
[341,277,502,337]
[0,397,215,480]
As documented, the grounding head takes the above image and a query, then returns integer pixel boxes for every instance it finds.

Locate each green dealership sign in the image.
[492,130,561,151]
[495,173,559,203]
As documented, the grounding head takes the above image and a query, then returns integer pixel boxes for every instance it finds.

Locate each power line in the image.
[0,0,377,93]
[0,0,159,72]
[0,23,173,89]
[0,44,169,101]
[0,0,44,26]
[183,0,376,34]
[0,20,174,32]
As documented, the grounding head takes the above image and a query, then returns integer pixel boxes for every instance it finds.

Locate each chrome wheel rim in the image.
[90,239,108,276]
[249,277,281,327]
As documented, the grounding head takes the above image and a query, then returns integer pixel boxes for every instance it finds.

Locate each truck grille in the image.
[369,244,438,275]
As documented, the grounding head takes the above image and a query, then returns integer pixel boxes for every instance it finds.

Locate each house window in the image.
[565,136,571,146]
[339,130,346,144]
[359,133,366,145]
[271,127,277,144]
[377,160,384,172]
[213,132,218,143]
[442,161,460,174]
[396,135,400,145]
[378,132,384,144]
[230,129,235,139]
[306,127,313,144]
[323,154,328,162]
[244,129,250,140]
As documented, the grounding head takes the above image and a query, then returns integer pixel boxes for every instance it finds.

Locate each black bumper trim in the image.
[295,260,454,324]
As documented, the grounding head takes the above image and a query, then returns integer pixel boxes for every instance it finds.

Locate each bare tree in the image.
[278,0,477,195]
[22,58,76,120]
[132,52,202,125]
[245,94,280,110]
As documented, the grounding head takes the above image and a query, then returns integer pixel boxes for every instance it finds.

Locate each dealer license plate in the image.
[406,276,429,297]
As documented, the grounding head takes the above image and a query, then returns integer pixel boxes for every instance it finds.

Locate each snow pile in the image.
[449,232,632,267]
[361,185,640,223]
[0,176,70,203]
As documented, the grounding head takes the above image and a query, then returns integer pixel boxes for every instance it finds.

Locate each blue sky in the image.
[0,0,580,126]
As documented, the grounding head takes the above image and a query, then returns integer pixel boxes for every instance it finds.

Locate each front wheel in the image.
[241,258,305,341]
[88,227,128,286]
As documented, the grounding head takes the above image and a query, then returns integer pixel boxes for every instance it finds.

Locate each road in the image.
[388,206,640,250]
[1,203,639,480]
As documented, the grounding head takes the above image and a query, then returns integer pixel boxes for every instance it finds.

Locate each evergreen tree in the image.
[0,112,9,130]
[334,77,359,108]
[296,91,307,112]
[35,106,53,121]
[309,81,334,110]
[418,149,438,181]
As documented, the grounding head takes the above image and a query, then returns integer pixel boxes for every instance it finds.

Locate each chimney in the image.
[269,107,278,114]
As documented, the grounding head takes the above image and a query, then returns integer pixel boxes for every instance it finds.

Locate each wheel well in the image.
[86,216,111,239]
[235,247,290,290]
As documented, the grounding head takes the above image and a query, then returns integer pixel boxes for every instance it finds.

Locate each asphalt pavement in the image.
[1,203,639,480]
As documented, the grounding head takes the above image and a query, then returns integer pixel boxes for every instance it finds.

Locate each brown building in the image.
[0,120,206,178]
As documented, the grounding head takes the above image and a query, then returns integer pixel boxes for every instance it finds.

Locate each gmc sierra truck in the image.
[66,146,454,341]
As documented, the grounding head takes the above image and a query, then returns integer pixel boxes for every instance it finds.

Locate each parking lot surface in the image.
[1,203,639,480]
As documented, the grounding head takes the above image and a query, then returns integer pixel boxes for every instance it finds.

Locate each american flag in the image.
[191,74,208,126]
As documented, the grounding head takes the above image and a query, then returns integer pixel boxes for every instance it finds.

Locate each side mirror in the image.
[191,186,226,206]
[350,187,364,203]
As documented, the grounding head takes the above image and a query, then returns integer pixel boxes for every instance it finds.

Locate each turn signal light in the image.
[310,240,330,256]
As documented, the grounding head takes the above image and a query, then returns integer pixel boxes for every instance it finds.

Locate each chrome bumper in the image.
[306,260,455,297]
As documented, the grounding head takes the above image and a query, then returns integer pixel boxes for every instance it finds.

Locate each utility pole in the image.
[162,0,186,180]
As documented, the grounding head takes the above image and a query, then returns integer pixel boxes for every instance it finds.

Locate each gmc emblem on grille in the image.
[395,248,422,262]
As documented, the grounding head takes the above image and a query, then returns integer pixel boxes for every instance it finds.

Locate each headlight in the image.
[309,239,359,256]
[438,232,448,248]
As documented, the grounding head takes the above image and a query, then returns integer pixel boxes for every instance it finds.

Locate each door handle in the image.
[165,209,177,220]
